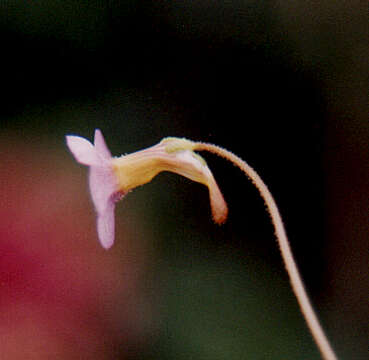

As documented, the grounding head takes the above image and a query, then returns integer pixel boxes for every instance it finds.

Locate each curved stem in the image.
[195,142,338,360]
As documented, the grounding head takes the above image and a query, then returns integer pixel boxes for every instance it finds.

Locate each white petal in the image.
[66,135,101,166]
[94,129,112,160]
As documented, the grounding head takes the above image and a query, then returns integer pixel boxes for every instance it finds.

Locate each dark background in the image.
[0,1,367,359]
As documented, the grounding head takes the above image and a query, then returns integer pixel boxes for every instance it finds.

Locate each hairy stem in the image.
[195,142,338,360]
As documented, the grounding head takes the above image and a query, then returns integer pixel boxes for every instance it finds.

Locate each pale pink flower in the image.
[66,130,227,249]
[66,129,123,249]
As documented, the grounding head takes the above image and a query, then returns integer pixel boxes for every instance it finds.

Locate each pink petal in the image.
[66,136,101,166]
[94,129,112,160]
[89,165,117,214]
[96,200,116,249]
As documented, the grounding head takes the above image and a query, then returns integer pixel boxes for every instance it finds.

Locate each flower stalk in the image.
[194,142,338,360]
[66,130,338,360]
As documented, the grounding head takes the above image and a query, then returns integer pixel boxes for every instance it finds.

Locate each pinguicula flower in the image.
[66,129,339,360]
[66,129,227,249]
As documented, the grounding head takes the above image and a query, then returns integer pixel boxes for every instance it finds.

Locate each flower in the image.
[66,130,227,249]
[66,129,122,249]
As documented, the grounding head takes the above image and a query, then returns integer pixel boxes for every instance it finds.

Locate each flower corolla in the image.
[66,130,227,249]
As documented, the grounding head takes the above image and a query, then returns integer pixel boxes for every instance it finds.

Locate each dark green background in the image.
[1,1,367,359]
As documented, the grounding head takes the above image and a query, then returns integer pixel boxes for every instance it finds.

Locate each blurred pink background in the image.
[0,134,151,359]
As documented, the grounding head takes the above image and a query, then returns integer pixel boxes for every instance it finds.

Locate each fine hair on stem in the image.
[194,142,338,360]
